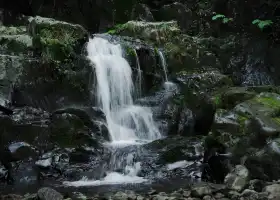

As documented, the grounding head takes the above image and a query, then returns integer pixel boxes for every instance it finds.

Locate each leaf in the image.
[252,19,273,30]
[252,19,261,25]
[212,14,225,21]
[258,20,273,29]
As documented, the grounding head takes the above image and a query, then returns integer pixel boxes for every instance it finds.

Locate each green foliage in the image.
[252,19,273,30]
[107,23,128,34]
[212,14,233,24]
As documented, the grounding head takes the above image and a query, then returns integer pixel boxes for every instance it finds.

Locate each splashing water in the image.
[64,37,161,186]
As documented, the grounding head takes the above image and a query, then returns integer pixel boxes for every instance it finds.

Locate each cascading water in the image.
[158,50,168,82]
[64,37,161,186]
[133,49,142,98]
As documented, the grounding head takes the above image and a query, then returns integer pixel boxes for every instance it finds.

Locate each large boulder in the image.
[0,17,93,111]
[28,16,88,61]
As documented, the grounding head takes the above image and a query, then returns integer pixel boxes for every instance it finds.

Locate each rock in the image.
[131,4,154,21]
[263,184,280,199]
[0,194,23,200]
[215,87,257,109]
[174,69,232,135]
[225,165,249,191]
[201,136,230,183]
[50,112,98,148]
[158,2,193,32]
[112,191,128,200]
[110,20,180,44]
[191,185,212,197]
[37,187,63,200]
[12,57,92,111]
[29,16,88,61]
[0,55,25,106]
[249,179,265,192]
[0,34,33,56]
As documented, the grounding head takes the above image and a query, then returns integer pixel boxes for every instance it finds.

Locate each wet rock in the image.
[201,136,230,183]
[225,165,249,192]
[0,194,23,200]
[263,184,280,199]
[0,34,33,56]
[52,107,109,141]
[191,185,212,197]
[13,57,92,111]
[146,136,202,164]
[174,69,232,135]
[249,179,265,192]
[211,109,249,137]
[50,112,99,148]
[215,87,257,109]
[37,187,63,200]
[110,20,180,45]
[0,106,50,148]
[29,16,87,61]
[112,191,128,200]
[0,55,25,106]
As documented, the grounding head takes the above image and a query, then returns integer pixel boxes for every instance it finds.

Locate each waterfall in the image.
[158,50,168,82]
[64,37,161,187]
[134,49,142,98]
[87,37,161,144]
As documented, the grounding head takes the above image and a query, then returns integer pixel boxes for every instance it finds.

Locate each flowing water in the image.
[134,49,142,98]
[158,50,168,82]
[64,37,161,187]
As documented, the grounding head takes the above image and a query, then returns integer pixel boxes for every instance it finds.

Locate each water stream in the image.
[64,37,161,187]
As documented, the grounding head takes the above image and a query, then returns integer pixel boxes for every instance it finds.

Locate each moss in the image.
[214,95,222,108]
[273,117,280,125]
[254,97,280,110]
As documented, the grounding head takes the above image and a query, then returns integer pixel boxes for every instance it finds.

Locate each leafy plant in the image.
[252,19,273,30]
[212,14,233,24]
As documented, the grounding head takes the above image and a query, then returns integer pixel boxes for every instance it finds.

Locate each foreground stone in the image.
[37,187,63,200]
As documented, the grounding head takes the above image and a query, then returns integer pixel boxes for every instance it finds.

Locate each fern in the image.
[212,14,233,24]
[212,14,225,21]
[252,19,273,30]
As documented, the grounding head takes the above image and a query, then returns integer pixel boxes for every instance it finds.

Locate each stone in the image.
[0,194,23,200]
[214,193,225,199]
[131,4,154,21]
[191,185,212,197]
[37,187,63,200]
[28,16,87,61]
[110,20,180,45]
[158,2,193,31]
[225,165,249,192]
[112,191,128,200]
[263,184,280,199]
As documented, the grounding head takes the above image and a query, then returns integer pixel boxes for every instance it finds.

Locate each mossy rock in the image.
[108,20,180,45]
[28,16,88,61]
[0,26,27,35]
[50,113,98,148]
[0,34,33,55]
[213,87,257,109]
[212,109,249,136]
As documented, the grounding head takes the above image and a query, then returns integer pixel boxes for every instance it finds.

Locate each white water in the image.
[87,37,161,143]
[134,49,142,97]
[64,37,161,187]
[158,50,168,82]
